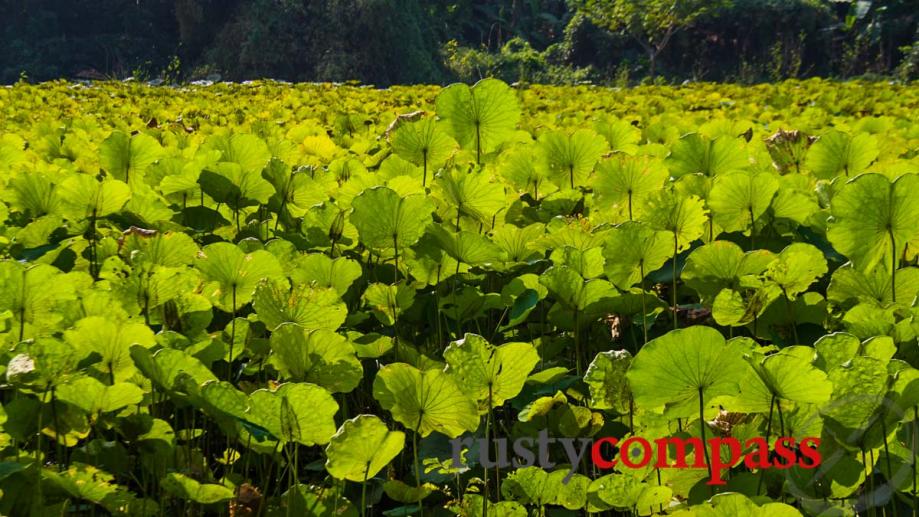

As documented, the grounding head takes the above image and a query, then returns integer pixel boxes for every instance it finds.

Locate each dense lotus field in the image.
[0,78,919,516]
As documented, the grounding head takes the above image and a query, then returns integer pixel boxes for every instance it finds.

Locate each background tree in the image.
[577,0,730,77]
[0,0,915,84]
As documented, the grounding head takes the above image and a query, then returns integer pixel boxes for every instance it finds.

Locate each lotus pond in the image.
[0,78,918,516]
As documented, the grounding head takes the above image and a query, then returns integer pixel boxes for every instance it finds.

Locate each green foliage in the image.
[579,0,730,76]
[444,333,539,412]
[827,173,919,274]
[1,0,915,86]
[373,363,479,438]
[441,37,593,85]
[627,326,750,417]
[325,415,405,482]
[435,78,521,163]
[0,77,917,516]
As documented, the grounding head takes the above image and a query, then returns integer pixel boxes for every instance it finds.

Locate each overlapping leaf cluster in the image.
[0,78,917,516]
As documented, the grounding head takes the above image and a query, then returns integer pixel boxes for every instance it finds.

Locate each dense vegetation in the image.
[2,0,918,85]
[0,77,918,515]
